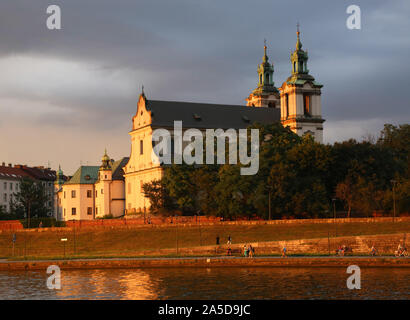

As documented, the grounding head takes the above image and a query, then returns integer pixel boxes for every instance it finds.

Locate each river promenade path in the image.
[0,256,409,271]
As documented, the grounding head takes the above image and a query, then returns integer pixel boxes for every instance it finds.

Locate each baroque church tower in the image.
[246,41,280,108]
[279,26,325,143]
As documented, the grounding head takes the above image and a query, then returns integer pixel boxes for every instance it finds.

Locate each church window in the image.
[140,140,144,155]
[71,207,76,215]
[300,61,303,72]
[87,190,92,198]
[285,94,289,118]
[64,191,66,199]
[293,62,296,73]
[71,190,76,198]
[303,94,311,115]
[105,175,107,179]
[87,207,92,215]
[266,73,269,84]
[260,74,262,84]
[95,190,98,198]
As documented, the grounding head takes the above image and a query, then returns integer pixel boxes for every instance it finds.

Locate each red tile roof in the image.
[0,165,31,180]
[0,164,57,181]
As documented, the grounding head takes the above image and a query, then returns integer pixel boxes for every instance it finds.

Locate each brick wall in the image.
[62,216,410,230]
[0,220,23,230]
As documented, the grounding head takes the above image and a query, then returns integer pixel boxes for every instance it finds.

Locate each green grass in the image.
[0,220,408,260]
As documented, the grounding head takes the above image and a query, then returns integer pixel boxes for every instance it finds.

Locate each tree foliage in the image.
[9,177,49,226]
[142,123,409,219]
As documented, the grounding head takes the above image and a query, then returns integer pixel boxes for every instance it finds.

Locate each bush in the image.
[20,217,65,228]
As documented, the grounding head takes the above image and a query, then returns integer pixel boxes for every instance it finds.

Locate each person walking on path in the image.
[243,244,248,257]
[282,245,287,258]
[227,235,232,246]
[249,244,254,258]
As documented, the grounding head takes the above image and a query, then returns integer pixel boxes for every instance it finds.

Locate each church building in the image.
[124,28,324,214]
[54,28,325,218]
[55,151,128,221]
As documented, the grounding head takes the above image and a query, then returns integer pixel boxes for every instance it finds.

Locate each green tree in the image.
[12,177,49,228]
[142,179,174,214]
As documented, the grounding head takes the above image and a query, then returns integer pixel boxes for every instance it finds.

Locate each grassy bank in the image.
[0,220,408,260]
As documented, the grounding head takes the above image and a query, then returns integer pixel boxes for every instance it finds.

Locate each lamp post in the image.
[391,180,397,223]
[332,198,337,237]
[175,214,178,255]
[61,238,67,258]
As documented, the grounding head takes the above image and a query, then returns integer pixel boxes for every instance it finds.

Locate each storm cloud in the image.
[0,0,409,173]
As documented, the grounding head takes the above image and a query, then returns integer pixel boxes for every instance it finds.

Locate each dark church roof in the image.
[145,100,280,130]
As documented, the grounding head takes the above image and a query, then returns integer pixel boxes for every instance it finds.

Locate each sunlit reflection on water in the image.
[0,267,408,300]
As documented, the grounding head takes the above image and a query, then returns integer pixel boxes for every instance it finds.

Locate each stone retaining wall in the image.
[2,216,409,233]
[1,256,408,271]
[144,233,408,257]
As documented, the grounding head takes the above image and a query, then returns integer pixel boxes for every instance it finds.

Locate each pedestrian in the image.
[249,244,254,258]
[227,235,232,246]
[243,244,248,257]
[370,245,377,256]
[282,245,287,258]
[39,221,43,228]
[216,235,220,246]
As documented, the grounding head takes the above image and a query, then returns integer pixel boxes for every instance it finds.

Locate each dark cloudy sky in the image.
[0,0,409,174]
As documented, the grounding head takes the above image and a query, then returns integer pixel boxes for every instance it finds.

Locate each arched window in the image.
[293,62,296,73]
[266,73,269,84]
[300,61,304,72]
[260,74,262,84]
[303,93,311,115]
[268,102,275,108]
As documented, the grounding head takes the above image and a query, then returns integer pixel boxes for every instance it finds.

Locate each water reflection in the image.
[53,269,158,300]
[0,267,408,300]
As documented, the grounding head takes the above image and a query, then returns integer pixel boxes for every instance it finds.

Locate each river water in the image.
[0,267,408,300]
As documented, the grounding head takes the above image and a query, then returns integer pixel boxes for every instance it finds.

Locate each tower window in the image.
[259,74,262,84]
[140,140,144,155]
[303,94,311,115]
[285,94,289,118]
[293,62,296,73]
[300,61,304,72]
[266,73,269,84]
